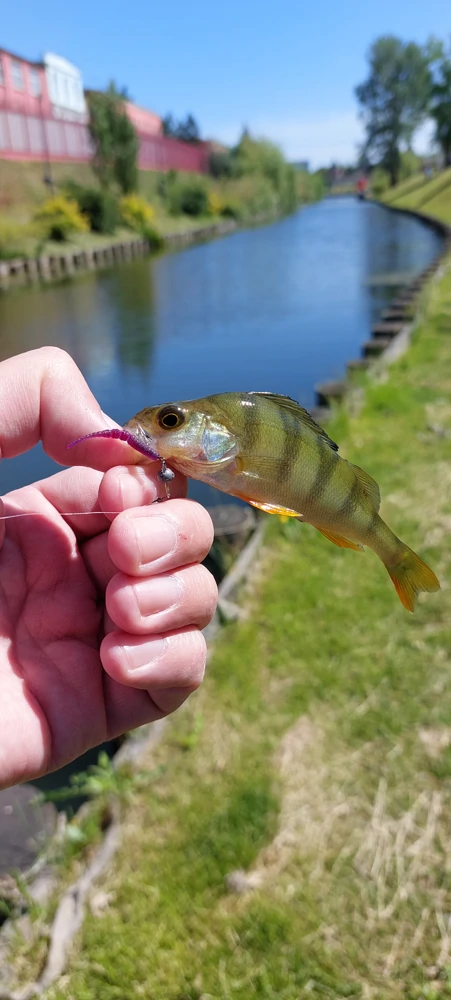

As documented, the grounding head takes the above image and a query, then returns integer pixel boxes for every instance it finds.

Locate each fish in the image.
[80,391,440,613]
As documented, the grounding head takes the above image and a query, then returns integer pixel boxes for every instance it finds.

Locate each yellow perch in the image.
[124,391,440,612]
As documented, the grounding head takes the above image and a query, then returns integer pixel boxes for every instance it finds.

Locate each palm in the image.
[0,461,190,788]
[1,488,116,784]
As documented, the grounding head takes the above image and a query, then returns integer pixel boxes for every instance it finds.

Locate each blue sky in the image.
[2,1,450,166]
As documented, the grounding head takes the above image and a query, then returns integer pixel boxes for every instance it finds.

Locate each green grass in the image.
[382,172,430,204]
[382,168,451,223]
[5,261,450,998]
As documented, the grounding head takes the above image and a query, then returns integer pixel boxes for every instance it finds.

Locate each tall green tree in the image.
[162,113,201,143]
[429,41,451,166]
[355,36,431,185]
[87,83,139,193]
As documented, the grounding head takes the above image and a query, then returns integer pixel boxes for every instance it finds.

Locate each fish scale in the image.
[118,390,441,612]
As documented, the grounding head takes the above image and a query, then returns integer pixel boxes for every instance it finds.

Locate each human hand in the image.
[0,347,217,789]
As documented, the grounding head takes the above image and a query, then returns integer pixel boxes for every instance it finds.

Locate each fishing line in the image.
[0,500,170,521]
[0,432,177,521]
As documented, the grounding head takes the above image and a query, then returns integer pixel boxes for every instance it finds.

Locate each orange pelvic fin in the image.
[315,526,363,551]
[246,499,302,517]
[386,548,440,612]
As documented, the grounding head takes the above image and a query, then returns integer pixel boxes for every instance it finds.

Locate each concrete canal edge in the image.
[314,201,451,415]
[0,219,239,293]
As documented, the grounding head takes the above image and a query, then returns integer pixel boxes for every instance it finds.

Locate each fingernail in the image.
[133,516,178,565]
[134,575,183,616]
[123,636,167,672]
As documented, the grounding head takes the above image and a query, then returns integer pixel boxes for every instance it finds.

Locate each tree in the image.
[355,36,431,185]
[162,113,201,143]
[87,83,139,193]
[429,41,451,166]
[162,113,177,137]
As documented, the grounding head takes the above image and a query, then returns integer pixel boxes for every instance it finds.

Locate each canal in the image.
[0,196,442,510]
[0,194,444,825]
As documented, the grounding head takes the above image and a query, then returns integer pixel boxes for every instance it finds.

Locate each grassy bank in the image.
[382,168,451,225]
[5,222,451,995]
[0,152,322,262]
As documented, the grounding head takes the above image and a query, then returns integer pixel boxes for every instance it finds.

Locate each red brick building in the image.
[0,46,209,173]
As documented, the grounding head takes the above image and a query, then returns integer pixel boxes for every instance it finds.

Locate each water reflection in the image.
[106,260,156,371]
[0,198,442,502]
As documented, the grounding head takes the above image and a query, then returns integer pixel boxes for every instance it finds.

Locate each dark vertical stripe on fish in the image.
[279,403,301,477]
[241,394,264,454]
[308,443,339,500]
[335,477,361,520]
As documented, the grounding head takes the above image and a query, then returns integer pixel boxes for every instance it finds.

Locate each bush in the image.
[371,167,391,196]
[167,177,210,216]
[400,150,421,181]
[208,191,224,216]
[0,220,34,259]
[64,182,119,234]
[121,194,155,231]
[33,197,88,242]
[209,150,233,178]
[142,225,164,251]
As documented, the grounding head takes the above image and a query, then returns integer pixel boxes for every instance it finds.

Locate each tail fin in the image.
[386,547,440,612]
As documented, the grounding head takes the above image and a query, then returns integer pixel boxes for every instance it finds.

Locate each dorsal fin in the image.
[248,392,339,452]
[348,462,381,510]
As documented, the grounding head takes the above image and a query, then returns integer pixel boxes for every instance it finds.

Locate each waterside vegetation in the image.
[0,131,323,264]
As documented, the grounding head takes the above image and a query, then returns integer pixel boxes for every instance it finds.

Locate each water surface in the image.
[0,197,442,506]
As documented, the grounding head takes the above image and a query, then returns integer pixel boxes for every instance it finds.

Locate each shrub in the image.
[167,177,210,216]
[219,201,242,220]
[142,225,164,251]
[399,150,421,181]
[121,194,154,231]
[209,150,233,178]
[33,197,88,242]
[0,220,34,259]
[208,191,224,216]
[371,167,391,196]
[64,182,119,234]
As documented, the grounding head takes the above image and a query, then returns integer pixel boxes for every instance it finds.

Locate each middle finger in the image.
[106,563,218,634]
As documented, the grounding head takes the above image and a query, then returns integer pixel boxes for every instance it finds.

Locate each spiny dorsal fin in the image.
[348,462,381,511]
[248,392,339,452]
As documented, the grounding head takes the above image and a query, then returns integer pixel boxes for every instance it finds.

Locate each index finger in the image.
[0,346,142,472]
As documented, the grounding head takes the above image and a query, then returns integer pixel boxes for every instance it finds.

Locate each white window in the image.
[11,60,24,90]
[29,68,41,97]
[0,57,4,86]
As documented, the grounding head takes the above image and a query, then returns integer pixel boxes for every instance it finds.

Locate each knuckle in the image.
[40,345,74,371]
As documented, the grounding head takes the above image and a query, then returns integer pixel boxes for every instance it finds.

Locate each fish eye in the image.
[157,406,186,430]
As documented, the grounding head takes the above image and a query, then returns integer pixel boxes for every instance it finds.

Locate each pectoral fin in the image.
[315,526,363,551]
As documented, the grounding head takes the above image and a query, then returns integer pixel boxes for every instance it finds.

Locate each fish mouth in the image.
[123,421,160,456]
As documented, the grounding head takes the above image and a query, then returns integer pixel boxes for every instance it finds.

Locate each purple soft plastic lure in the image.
[67,428,160,461]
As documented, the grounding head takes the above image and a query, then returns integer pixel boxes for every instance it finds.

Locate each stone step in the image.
[380,309,410,321]
[347,358,370,373]
[371,322,404,338]
[314,380,347,407]
[362,338,391,357]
